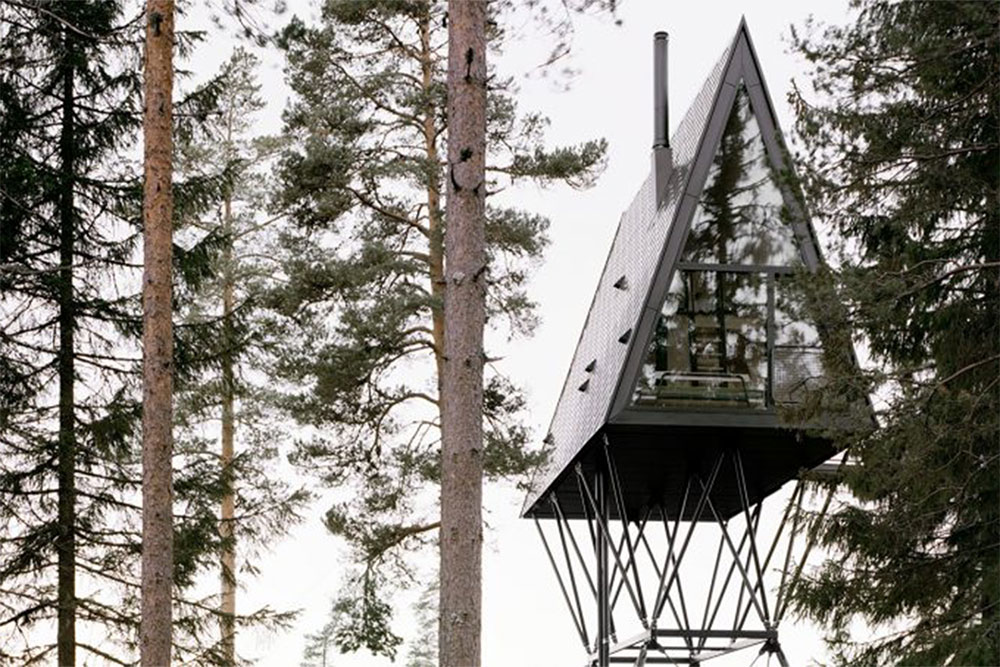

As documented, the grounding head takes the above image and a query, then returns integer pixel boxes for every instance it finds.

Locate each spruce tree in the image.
[0,2,146,662]
[787,2,999,664]
[274,0,606,657]
[0,2,282,662]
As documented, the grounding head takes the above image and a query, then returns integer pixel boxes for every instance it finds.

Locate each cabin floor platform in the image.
[527,418,837,521]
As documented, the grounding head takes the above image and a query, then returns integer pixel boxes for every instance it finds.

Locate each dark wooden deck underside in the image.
[527,420,836,521]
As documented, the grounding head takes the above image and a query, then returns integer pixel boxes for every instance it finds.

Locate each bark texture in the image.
[141,1,175,664]
[56,30,76,667]
[439,2,487,665]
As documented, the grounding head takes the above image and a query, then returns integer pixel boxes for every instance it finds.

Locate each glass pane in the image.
[632,271,767,409]
[773,277,825,403]
[633,272,688,405]
[723,272,768,406]
[681,86,801,266]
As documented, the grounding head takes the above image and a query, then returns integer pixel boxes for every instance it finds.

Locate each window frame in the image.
[634,262,821,410]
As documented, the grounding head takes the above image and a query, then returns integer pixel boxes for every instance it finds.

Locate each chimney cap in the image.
[654,31,669,39]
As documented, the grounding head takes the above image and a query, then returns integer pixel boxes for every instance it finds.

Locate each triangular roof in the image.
[522,19,829,517]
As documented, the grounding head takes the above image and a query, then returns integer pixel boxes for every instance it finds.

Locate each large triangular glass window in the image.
[682,85,800,266]
[631,84,826,410]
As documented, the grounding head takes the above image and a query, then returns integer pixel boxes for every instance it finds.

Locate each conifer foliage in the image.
[173,47,308,665]
[0,3,297,663]
[0,2,146,663]
[787,2,999,664]
[274,0,606,657]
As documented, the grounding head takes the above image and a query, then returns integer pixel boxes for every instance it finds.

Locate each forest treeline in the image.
[0,0,608,664]
[0,0,996,666]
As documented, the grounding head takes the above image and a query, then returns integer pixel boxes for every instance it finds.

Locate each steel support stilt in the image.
[534,449,821,667]
[596,467,610,667]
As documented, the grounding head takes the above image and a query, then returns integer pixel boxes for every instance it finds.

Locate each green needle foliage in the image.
[273,0,606,658]
[173,47,309,664]
[0,3,273,662]
[0,2,151,661]
[786,2,999,664]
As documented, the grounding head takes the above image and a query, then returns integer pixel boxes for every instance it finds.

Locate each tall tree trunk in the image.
[141,0,175,664]
[219,192,236,666]
[420,12,446,382]
[56,29,76,667]
[439,2,487,666]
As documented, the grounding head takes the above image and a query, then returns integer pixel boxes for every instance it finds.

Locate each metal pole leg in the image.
[595,468,610,667]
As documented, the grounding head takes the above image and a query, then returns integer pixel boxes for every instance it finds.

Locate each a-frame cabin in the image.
[522,19,872,667]
[523,20,859,525]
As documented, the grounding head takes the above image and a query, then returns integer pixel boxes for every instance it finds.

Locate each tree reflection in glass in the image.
[683,85,799,267]
[629,84,828,411]
[773,277,825,403]
[633,271,767,408]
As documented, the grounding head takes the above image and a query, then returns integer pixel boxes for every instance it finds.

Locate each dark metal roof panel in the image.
[522,37,737,516]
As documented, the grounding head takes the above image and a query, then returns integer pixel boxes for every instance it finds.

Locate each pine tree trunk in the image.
[141,1,175,664]
[56,30,76,667]
[219,194,236,666]
[439,2,487,665]
[420,12,446,382]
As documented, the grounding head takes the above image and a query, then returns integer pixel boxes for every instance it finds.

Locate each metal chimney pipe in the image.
[653,31,669,148]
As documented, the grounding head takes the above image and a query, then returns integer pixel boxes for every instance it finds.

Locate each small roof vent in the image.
[613,275,628,290]
[584,359,597,373]
[577,379,590,392]
[618,329,632,344]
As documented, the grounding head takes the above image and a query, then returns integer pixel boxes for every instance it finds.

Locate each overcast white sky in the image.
[179,1,855,665]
